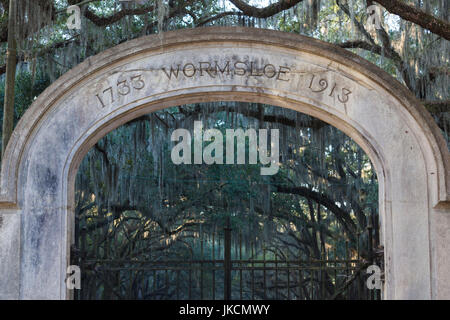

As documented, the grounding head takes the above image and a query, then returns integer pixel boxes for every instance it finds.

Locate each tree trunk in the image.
[2,0,17,158]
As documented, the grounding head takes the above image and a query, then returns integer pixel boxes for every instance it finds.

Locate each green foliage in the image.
[74,103,380,299]
[0,69,50,131]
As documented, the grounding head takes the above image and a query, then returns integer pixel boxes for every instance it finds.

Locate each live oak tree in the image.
[0,0,448,142]
[73,103,379,299]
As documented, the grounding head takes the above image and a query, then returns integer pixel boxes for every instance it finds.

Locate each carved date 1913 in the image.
[309,74,352,103]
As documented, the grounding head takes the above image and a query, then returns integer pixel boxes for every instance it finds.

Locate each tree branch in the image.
[374,0,450,40]
[0,36,79,77]
[336,0,375,45]
[181,104,326,129]
[229,0,304,18]
[337,0,417,94]
[273,185,357,236]
[338,40,382,55]
[423,100,450,114]
[196,11,244,26]
[83,4,155,27]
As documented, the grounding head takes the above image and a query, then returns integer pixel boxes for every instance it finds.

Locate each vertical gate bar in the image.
[73,216,80,300]
[153,269,156,294]
[201,232,204,300]
[298,267,303,300]
[263,244,266,299]
[287,250,290,300]
[321,246,325,299]
[327,248,330,299]
[357,231,361,261]
[224,216,232,300]
[298,249,302,300]
[239,232,243,300]
[345,239,349,300]
[117,269,121,299]
[334,246,337,297]
[251,242,255,300]
[128,269,132,298]
[188,262,192,299]
[235,235,238,262]
[176,269,180,300]
[373,209,380,248]
[373,212,380,301]
[146,248,150,300]
[367,217,374,301]
[80,226,86,300]
[357,231,362,299]
[275,254,278,299]
[165,269,169,298]
[309,260,313,300]
[325,248,333,293]
[218,235,221,261]
[212,232,216,300]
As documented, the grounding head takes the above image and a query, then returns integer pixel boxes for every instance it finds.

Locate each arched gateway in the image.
[0,27,448,300]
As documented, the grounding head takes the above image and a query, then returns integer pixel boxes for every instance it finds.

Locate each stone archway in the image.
[0,27,448,300]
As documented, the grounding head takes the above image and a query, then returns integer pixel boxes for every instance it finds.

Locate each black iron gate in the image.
[72,217,382,300]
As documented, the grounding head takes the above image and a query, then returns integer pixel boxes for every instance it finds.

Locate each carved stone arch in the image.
[0,27,448,299]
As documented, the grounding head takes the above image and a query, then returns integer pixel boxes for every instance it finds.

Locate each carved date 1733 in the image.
[94,60,352,108]
[96,74,145,108]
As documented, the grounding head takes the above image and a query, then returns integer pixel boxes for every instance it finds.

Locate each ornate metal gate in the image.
[72,217,382,300]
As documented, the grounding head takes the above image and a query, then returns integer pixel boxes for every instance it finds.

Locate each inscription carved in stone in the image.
[93,59,354,109]
[161,60,291,81]
[308,74,352,103]
[95,74,145,108]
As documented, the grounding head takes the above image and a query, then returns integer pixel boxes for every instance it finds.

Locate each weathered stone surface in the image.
[0,27,448,299]
[0,210,20,299]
